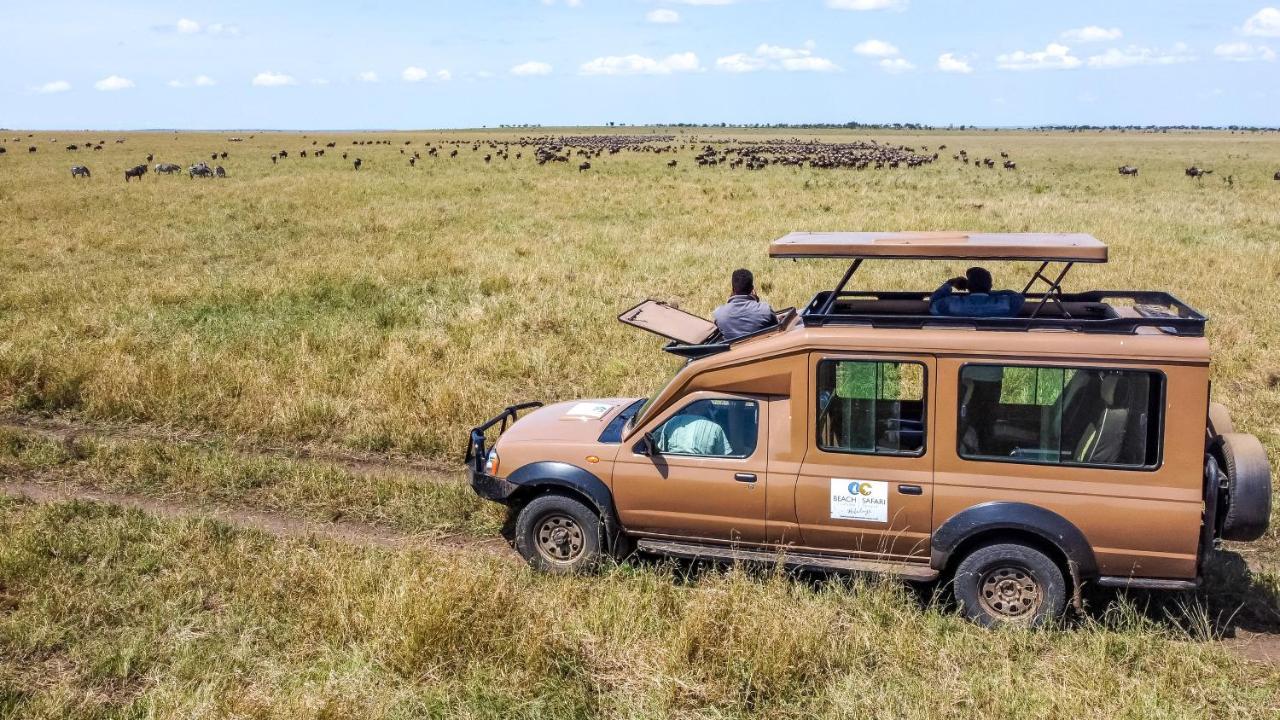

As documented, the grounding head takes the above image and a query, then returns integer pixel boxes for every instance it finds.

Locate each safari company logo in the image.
[830,478,889,522]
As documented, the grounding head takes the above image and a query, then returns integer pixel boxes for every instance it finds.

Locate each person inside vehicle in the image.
[929,266,1026,318]
[657,401,733,456]
[713,268,777,340]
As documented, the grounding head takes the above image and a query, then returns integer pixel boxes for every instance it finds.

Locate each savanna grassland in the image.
[1,128,1279,718]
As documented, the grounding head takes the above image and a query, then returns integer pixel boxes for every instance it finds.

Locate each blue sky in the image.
[3,1,1278,129]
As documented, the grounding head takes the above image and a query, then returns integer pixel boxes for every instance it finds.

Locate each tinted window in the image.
[817,360,926,455]
[957,365,1162,468]
[654,399,758,458]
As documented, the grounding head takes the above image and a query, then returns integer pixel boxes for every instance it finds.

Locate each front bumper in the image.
[470,469,519,503]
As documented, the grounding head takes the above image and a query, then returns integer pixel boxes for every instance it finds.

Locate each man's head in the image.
[965,266,993,294]
[731,268,755,296]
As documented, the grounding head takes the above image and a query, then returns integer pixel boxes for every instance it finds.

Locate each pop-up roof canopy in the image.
[769,231,1108,263]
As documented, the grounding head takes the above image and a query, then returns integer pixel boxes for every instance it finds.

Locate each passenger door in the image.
[793,354,936,560]
[612,392,770,545]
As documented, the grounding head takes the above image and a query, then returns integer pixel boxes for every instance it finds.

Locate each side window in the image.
[817,360,926,456]
[653,399,758,458]
[957,364,1162,469]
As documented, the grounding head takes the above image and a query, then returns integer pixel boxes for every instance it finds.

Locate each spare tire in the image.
[1216,433,1272,541]
[1208,402,1235,437]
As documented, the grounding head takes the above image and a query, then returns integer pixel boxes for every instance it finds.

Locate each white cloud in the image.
[853,39,899,57]
[1061,26,1122,43]
[716,53,767,73]
[511,61,553,76]
[1086,43,1194,68]
[996,43,1081,70]
[436,69,452,81]
[580,52,701,75]
[176,18,201,34]
[1213,41,1276,62]
[541,0,582,6]
[879,57,914,73]
[358,71,379,83]
[646,8,680,23]
[826,0,907,10]
[937,53,973,73]
[402,66,430,82]
[252,71,296,87]
[1243,7,1280,37]
[35,80,71,94]
[94,75,135,91]
[167,75,215,89]
[716,43,840,72]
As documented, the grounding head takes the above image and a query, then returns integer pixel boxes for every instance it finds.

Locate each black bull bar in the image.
[464,402,543,473]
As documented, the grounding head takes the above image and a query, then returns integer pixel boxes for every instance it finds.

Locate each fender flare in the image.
[505,461,620,532]
[930,501,1099,580]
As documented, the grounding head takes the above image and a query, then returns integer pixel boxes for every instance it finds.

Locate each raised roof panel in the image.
[769,232,1108,262]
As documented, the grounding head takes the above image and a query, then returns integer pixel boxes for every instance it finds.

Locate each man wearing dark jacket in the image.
[713,269,777,340]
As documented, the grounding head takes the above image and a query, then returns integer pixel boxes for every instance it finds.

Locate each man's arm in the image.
[929,281,955,304]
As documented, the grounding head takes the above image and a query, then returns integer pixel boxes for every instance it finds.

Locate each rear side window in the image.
[817,359,926,456]
[957,364,1163,469]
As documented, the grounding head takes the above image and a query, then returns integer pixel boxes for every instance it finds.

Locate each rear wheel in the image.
[514,494,605,574]
[954,543,1067,628]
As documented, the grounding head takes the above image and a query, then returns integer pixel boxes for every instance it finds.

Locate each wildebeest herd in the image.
[3,133,1279,184]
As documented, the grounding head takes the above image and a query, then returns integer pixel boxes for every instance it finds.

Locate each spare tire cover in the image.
[1208,402,1235,437]
[1217,433,1272,542]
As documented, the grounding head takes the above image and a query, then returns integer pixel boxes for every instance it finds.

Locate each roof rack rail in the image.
[801,290,1206,336]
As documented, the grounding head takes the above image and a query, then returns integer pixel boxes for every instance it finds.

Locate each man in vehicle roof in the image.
[929,266,1026,318]
[712,268,777,340]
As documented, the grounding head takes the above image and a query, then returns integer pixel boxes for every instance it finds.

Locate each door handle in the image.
[734,473,757,483]
[897,484,923,495]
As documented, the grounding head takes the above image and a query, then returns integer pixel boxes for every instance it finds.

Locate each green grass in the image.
[0,427,502,537]
[1,496,1278,719]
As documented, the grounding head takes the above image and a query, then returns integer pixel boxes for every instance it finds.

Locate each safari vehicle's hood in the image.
[495,398,640,447]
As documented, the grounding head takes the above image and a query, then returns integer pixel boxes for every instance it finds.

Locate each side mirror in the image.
[636,432,660,456]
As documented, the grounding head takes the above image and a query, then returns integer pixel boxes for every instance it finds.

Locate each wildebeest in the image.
[271,154,278,164]
[0,147,6,154]
[220,151,227,160]
[65,144,78,151]
[667,159,678,167]
[214,165,226,178]
[124,164,147,181]
[1273,170,1280,181]
[353,158,362,170]
[1003,160,1017,170]
[1118,165,1139,177]
[70,165,91,178]
[409,157,416,167]
[1185,166,1212,179]
[579,161,591,172]
[278,150,288,158]
[146,153,154,162]
[28,146,37,153]
[155,163,182,174]
[189,162,214,178]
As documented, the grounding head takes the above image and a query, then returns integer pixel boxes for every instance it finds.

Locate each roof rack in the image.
[802,289,1206,336]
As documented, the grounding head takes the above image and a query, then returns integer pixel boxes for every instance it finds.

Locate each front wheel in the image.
[513,494,606,574]
[953,543,1067,628]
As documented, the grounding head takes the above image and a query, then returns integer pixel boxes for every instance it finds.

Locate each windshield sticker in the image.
[830,479,888,523]
[565,402,614,419]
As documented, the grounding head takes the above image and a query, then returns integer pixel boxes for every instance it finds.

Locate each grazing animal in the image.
[1185,166,1212,179]
[353,158,362,170]
[155,163,182,174]
[1273,170,1279,181]
[341,152,348,160]
[1003,160,1017,170]
[220,151,228,160]
[146,153,154,162]
[278,150,288,158]
[1118,165,1139,176]
[668,159,678,167]
[300,150,307,158]
[70,165,91,178]
[29,146,37,153]
[484,154,491,163]
[189,162,213,178]
[214,165,226,178]
[124,164,148,182]
[1000,151,1009,158]
[271,154,277,164]
[65,144,78,151]
[579,161,591,172]
[0,147,6,154]
[409,157,416,167]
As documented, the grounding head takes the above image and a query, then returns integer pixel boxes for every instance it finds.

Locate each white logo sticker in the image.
[830,479,889,523]
[565,402,613,419]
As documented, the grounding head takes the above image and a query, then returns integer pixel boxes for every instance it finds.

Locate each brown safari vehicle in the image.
[466,232,1272,627]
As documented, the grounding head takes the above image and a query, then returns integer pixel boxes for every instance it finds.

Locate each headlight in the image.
[483,449,500,477]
